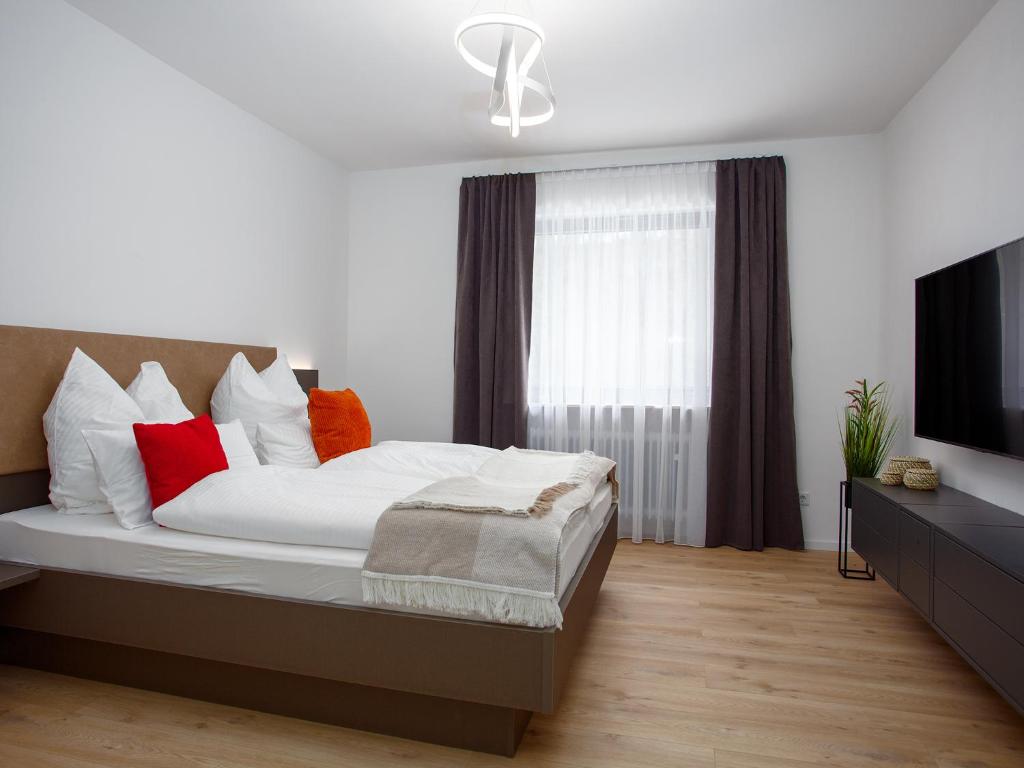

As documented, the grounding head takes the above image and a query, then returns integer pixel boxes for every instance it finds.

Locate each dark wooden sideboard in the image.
[851,478,1024,715]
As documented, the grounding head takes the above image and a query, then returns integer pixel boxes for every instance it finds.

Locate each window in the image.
[526,161,715,544]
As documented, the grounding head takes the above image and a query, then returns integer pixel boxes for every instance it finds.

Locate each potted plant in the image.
[839,379,899,509]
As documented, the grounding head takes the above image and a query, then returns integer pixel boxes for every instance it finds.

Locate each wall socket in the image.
[799,492,810,507]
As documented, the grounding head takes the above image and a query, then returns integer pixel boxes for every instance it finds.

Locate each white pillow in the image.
[259,353,308,408]
[43,348,144,512]
[210,353,306,446]
[217,420,260,469]
[84,420,258,529]
[82,427,150,529]
[125,361,194,423]
[256,419,320,468]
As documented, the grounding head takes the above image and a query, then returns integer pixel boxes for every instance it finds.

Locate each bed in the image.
[0,325,617,756]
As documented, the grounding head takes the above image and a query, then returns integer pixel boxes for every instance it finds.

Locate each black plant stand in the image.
[838,480,875,580]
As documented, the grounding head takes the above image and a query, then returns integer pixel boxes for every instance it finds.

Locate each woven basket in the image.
[885,456,932,477]
[904,467,939,491]
[879,470,904,486]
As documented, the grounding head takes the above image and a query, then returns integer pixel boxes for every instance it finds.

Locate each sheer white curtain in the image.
[527,162,715,545]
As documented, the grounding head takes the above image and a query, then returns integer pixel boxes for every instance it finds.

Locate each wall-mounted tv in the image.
[916,235,1024,460]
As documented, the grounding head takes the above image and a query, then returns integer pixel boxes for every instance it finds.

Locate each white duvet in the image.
[153,441,497,549]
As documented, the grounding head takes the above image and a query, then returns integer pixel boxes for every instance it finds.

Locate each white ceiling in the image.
[67,0,994,171]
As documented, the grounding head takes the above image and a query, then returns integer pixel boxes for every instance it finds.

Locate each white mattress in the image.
[0,483,613,613]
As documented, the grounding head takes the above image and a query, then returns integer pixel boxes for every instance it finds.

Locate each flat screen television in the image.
[916,235,1024,460]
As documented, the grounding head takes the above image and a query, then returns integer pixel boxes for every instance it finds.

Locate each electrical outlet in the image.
[799,492,810,507]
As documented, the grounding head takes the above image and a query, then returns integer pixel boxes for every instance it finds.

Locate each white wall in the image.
[348,135,887,549]
[883,0,1024,516]
[20,0,1017,544]
[0,0,349,386]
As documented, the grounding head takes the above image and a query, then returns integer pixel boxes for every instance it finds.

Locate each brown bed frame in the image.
[0,325,616,756]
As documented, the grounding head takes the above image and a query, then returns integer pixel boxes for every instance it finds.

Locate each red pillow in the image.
[133,414,228,508]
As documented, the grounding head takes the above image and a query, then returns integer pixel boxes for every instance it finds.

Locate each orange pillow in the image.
[308,388,372,462]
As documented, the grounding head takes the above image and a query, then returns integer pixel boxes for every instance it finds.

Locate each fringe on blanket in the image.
[566,450,601,486]
[530,451,603,516]
[362,572,564,629]
[529,481,576,516]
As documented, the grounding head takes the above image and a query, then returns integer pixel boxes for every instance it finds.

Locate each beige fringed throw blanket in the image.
[362,448,617,628]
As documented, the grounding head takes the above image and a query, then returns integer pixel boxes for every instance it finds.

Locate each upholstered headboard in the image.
[0,325,278,478]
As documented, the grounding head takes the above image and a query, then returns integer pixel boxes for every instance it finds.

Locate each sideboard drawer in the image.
[933,579,1024,711]
[898,556,930,617]
[852,514,897,586]
[854,487,898,543]
[934,534,1024,644]
[851,479,1024,716]
[899,511,930,566]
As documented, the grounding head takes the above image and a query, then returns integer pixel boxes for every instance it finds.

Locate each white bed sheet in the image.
[0,483,613,612]
[151,441,503,549]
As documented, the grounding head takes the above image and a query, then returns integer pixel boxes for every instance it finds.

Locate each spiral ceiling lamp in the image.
[454,10,555,138]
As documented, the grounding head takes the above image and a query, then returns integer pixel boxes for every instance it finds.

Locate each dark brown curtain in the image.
[706,157,803,550]
[453,173,536,448]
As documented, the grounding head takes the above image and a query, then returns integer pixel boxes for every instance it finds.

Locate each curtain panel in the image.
[453,173,537,448]
[527,162,715,545]
[706,156,803,550]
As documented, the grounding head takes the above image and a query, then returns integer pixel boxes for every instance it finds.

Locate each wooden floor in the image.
[2,543,1022,767]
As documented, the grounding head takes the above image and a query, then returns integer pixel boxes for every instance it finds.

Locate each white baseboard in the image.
[803,539,838,551]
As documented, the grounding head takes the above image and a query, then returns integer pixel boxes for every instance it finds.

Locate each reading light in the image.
[455,12,555,137]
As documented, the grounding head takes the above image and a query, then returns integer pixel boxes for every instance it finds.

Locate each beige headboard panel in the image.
[0,325,277,475]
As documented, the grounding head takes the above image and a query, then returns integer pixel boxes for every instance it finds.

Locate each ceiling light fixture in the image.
[454,11,555,138]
